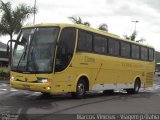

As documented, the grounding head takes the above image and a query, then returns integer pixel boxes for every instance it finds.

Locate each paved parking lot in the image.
[0,76,160,119]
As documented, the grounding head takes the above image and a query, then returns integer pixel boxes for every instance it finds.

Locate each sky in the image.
[0,0,160,51]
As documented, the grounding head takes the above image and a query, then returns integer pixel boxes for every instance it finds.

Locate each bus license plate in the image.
[23,85,30,90]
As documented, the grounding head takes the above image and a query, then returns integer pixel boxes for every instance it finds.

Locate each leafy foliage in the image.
[68,16,90,26]
[0,0,36,66]
[98,23,108,32]
[0,68,10,77]
[0,71,10,77]
[69,16,109,32]
[123,31,146,43]
[123,31,137,41]
[0,0,36,39]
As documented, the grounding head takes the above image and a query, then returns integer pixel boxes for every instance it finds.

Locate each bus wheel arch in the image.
[72,75,89,98]
[135,77,141,88]
[78,76,89,91]
[127,77,141,94]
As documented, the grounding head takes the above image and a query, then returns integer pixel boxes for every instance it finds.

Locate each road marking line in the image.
[10,89,18,92]
[0,89,7,91]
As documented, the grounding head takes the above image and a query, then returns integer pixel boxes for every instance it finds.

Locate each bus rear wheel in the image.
[71,79,86,99]
[126,79,140,94]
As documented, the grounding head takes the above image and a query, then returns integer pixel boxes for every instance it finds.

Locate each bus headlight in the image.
[10,76,15,81]
[38,79,48,83]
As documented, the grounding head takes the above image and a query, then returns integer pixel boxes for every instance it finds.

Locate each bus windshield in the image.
[12,27,59,73]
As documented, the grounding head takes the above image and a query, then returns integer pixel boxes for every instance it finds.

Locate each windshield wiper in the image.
[16,51,26,70]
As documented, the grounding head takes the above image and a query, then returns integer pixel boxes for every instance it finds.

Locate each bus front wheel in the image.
[41,92,51,96]
[71,79,86,99]
[126,79,140,94]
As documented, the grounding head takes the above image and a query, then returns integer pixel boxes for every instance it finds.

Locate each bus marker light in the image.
[10,76,15,81]
[44,87,51,90]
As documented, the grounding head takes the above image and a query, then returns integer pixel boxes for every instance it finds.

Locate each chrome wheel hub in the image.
[135,84,139,92]
[77,83,85,95]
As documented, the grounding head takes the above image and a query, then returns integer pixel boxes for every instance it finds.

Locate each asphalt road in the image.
[0,76,160,120]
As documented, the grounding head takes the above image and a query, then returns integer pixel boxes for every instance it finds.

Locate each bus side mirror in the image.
[7,39,17,55]
[7,45,9,55]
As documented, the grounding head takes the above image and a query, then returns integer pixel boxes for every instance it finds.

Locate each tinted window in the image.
[149,48,154,61]
[94,35,107,54]
[141,47,148,60]
[121,42,131,58]
[108,38,119,56]
[77,30,92,52]
[131,44,140,59]
[55,28,76,72]
[19,27,59,73]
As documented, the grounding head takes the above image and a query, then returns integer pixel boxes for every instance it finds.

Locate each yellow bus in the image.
[9,23,155,98]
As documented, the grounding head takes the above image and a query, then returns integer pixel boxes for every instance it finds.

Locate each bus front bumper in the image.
[10,80,51,93]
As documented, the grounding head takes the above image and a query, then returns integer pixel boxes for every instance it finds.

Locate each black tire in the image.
[103,90,114,95]
[126,80,140,94]
[71,79,86,99]
[41,92,51,96]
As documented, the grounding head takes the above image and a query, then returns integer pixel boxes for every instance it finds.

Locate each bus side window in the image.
[131,44,140,59]
[94,35,107,54]
[55,28,76,72]
[108,38,120,56]
[149,48,154,61]
[141,47,148,61]
[77,30,92,52]
[121,42,131,58]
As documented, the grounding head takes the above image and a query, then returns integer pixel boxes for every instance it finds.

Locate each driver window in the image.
[55,27,76,72]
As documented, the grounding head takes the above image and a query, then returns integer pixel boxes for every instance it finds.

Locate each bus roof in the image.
[23,23,154,49]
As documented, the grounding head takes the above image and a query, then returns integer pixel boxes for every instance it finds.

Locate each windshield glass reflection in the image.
[12,27,59,73]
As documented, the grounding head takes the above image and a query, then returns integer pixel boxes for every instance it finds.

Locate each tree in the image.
[98,23,108,32]
[123,31,145,43]
[0,0,36,40]
[68,16,90,26]
[123,31,137,41]
[136,37,146,43]
[0,0,36,66]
